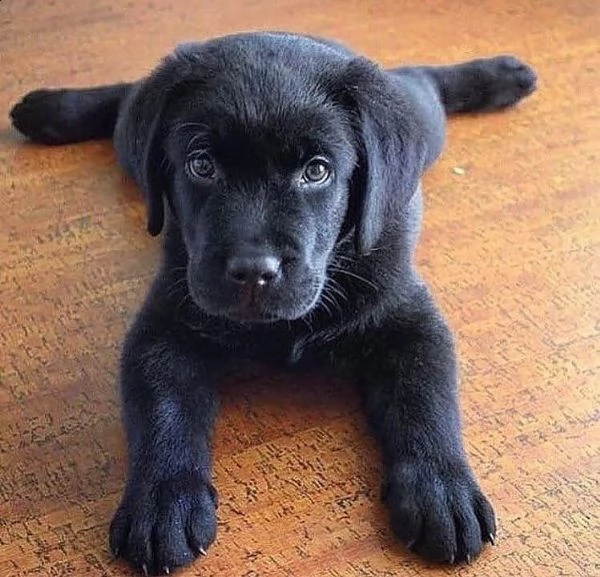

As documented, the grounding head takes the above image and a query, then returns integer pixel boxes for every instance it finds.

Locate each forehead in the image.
[165,65,354,169]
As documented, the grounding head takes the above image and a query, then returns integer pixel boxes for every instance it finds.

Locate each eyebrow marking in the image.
[187,132,210,151]
[173,121,211,151]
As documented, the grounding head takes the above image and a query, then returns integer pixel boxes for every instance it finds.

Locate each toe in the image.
[127,517,156,574]
[415,504,457,564]
[474,492,497,543]
[453,494,484,563]
[109,506,130,559]
[186,502,217,555]
[153,507,196,572]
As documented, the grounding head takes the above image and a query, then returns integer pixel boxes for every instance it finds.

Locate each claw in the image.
[449,554,455,564]
[112,548,120,559]
[466,554,472,564]
[164,568,170,575]
[489,533,496,546]
[199,547,208,556]
[405,539,416,551]
[142,564,149,576]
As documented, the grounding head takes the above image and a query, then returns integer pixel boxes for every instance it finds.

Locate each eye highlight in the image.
[186,152,216,181]
[300,156,332,186]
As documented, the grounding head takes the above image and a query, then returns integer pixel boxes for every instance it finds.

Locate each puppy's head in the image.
[127,36,427,323]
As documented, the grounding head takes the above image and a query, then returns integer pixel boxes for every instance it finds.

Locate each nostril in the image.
[226,255,281,286]
[229,268,250,284]
[258,268,277,284]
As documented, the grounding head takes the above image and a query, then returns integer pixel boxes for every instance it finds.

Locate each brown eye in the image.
[301,157,332,185]
[186,153,216,180]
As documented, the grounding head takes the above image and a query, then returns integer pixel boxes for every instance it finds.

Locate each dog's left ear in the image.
[334,58,429,255]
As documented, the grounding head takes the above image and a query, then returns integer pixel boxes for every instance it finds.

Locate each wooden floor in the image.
[1,1,598,576]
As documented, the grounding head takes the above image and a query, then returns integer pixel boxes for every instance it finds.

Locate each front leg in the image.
[109,307,224,575]
[352,289,496,564]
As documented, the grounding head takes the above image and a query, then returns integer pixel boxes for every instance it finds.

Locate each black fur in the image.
[10,32,536,575]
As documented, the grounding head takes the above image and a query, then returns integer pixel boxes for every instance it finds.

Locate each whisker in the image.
[332,253,356,264]
[328,266,379,292]
[322,280,344,314]
[325,277,349,303]
[301,312,314,332]
[165,276,189,299]
[175,292,194,314]
[324,292,342,317]
[319,297,333,318]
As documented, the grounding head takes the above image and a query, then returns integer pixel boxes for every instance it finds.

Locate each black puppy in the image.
[10,32,536,575]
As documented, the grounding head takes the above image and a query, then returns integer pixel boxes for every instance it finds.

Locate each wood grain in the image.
[0,1,598,576]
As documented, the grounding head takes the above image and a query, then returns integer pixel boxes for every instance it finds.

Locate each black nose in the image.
[226,255,282,287]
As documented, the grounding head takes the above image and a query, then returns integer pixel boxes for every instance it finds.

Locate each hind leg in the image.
[389,55,537,115]
[10,83,132,145]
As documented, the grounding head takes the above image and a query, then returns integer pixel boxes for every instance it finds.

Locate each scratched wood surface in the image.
[1,1,598,576]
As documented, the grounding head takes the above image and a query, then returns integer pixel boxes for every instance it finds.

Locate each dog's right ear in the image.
[327,58,429,255]
[115,44,203,236]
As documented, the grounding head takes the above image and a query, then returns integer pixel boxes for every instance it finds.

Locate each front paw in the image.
[383,458,496,564]
[109,472,218,575]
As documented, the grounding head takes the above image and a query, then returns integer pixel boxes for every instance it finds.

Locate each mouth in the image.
[187,268,326,324]
[224,286,315,323]
[193,286,323,324]
[223,307,282,323]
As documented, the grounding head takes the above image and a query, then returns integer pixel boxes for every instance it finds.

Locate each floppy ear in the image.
[115,44,203,236]
[337,59,429,255]
[139,111,167,236]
